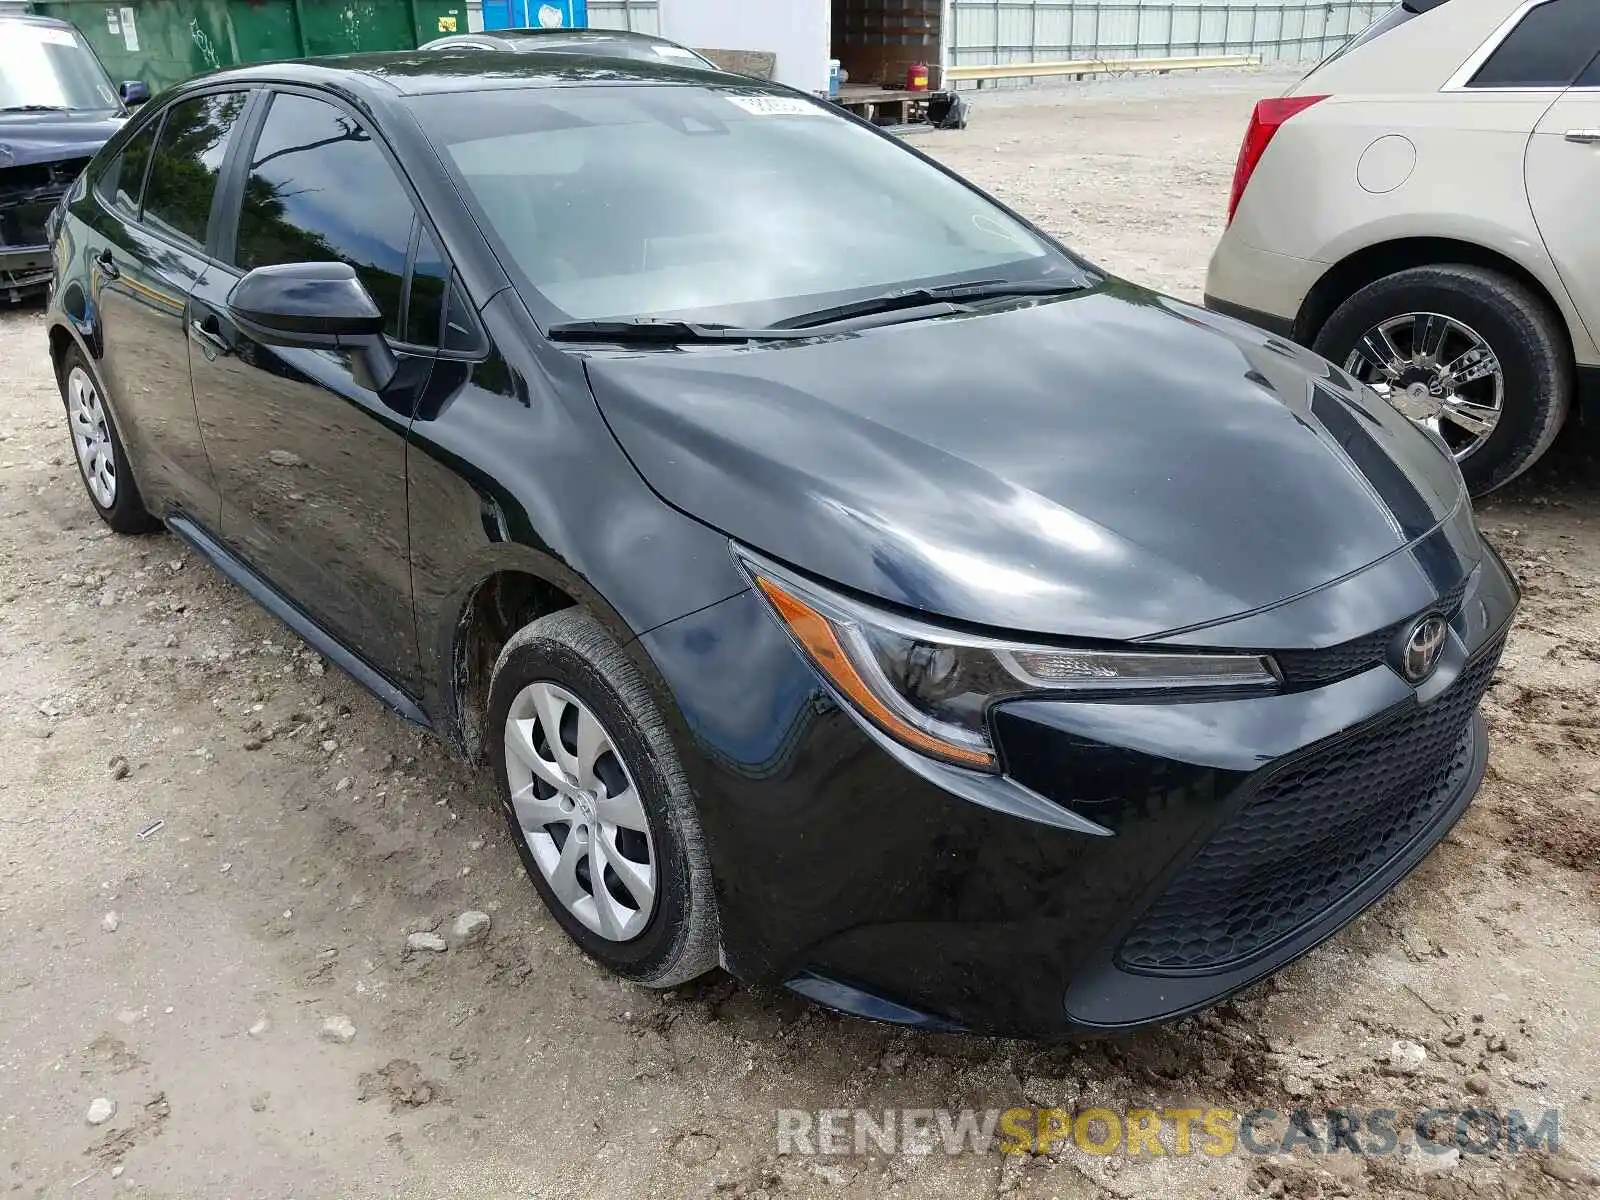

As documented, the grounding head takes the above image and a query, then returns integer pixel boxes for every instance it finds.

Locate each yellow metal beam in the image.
[947,54,1261,83]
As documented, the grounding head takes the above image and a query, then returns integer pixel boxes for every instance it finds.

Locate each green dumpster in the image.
[30,0,469,94]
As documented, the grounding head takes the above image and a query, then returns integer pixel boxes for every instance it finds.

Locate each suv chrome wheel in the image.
[66,365,117,508]
[1343,312,1504,463]
[503,681,657,942]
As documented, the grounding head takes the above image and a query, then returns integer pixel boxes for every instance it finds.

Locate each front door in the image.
[1526,72,1600,356]
[88,91,251,522]
[187,89,447,693]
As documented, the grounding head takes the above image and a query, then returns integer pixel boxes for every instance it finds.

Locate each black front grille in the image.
[1117,635,1504,974]
[1273,628,1395,687]
[1272,578,1470,688]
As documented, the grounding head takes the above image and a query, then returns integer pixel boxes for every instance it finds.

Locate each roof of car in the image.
[449,28,680,45]
[176,49,758,98]
[0,12,77,27]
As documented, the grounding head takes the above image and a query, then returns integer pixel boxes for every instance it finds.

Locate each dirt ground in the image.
[2,69,1598,1200]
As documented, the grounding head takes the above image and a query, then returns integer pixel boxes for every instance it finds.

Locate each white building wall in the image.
[657,0,831,93]
[589,0,663,34]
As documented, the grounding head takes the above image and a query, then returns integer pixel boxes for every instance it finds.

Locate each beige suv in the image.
[1206,0,1600,494]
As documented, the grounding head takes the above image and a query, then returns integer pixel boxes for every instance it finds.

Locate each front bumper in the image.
[0,242,52,294]
[1,167,73,296]
[639,535,1517,1038]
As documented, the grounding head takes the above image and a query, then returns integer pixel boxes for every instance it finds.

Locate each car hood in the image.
[586,283,1467,642]
[0,112,124,168]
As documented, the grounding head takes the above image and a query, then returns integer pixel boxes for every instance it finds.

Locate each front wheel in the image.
[487,607,719,987]
[1312,264,1572,496]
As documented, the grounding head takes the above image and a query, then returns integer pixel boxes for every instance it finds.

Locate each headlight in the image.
[737,549,1279,773]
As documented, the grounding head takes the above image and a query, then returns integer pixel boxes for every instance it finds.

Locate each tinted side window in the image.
[1468,0,1600,88]
[234,93,417,339]
[142,92,250,249]
[1577,49,1600,87]
[95,119,158,221]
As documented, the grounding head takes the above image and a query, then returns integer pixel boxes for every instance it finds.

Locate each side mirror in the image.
[227,261,397,391]
[119,81,150,106]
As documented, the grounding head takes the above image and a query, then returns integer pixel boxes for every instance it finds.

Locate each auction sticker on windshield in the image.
[726,96,824,118]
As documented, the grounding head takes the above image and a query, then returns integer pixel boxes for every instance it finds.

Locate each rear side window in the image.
[95,119,157,220]
[1468,0,1600,88]
[142,91,251,250]
[233,92,419,340]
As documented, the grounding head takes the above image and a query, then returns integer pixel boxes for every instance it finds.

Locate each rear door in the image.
[86,89,253,522]
[186,88,449,693]
[1526,50,1600,356]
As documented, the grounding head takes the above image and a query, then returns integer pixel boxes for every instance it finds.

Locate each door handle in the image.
[95,249,120,279]
[1564,129,1600,144]
[189,315,230,358]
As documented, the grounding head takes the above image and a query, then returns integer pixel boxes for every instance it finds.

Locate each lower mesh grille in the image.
[1117,636,1504,974]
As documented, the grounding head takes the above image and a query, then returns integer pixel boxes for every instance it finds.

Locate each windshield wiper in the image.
[546,318,807,344]
[772,277,1089,330]
[545,279,1090,343]
[0,104,71,113]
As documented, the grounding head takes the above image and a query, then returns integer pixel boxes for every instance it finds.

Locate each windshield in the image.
[412,85,1087,327]
[0,24,119,112]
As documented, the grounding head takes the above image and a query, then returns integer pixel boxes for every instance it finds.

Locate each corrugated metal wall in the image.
[587,0,658,34]
[950,0,1389,71]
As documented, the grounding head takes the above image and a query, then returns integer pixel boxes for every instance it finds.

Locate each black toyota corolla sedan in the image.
[44,51,1516,1038]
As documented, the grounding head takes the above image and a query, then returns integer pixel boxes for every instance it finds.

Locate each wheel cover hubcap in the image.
[67,366,117,508]
[502,681,657,942]
[1343,311,1504,462]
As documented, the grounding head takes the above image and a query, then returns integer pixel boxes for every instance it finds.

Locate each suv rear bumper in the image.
[1203,295,1294,339]
[1204,235,1324,339]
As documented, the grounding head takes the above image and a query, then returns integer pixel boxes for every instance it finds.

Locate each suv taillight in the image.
[1226,95,1328,226]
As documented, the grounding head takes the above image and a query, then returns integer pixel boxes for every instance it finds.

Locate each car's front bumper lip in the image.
[0,243,52,288]
[639,535,1517,1039]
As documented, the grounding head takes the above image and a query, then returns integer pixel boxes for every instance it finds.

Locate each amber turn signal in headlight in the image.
[736,549,1279,774]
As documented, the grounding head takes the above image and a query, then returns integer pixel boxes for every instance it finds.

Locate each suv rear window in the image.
[1468,0,1600,88]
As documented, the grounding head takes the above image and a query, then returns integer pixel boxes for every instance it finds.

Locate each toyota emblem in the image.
[1402,615,1448,683]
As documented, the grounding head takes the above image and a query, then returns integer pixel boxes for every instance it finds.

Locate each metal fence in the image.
[950,0,1389,70]
[587,0,659,34]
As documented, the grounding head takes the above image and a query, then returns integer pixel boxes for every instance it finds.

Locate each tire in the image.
[57,347,159,534]
[487,607,719,987]
[1312,264,1572,496]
